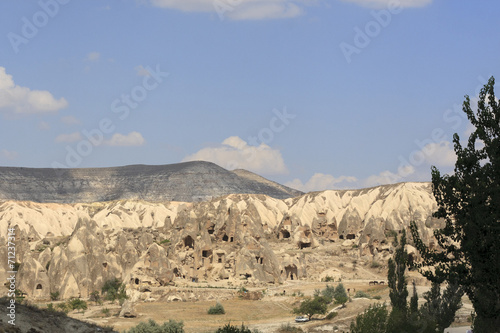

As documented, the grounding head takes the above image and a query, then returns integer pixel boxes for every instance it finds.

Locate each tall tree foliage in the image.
[411,77,500,332]
[388,230,408,313]
[351,231,463,333]
[420,282,463,333]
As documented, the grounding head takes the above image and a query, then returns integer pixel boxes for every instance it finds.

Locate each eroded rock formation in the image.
[0,182,440,301]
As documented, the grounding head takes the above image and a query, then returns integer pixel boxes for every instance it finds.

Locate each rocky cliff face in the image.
[0,161,303,203]
[0,182,441,302]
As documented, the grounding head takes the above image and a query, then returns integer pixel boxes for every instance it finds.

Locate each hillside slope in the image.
[0,161,303,203]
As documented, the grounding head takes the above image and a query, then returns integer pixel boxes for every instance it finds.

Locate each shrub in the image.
[56,302,70,314]
[124,319,184,333]
[46,303,55,311]
[372,295,382,300]
[215,323,252,333]
[50,291,60,301]
[90,290,101,304]
[322,275,334,282]
[277,323,303,333]
[370,260,382,268]
[350,303,388,333]
[68,298,88,313]
[321,285,335,303]
[208,302,225,315]
[354,291,370,299]
[333,284,348,306]
[102,278,128,304]
[102,308,110,316]
[325,311,338,320]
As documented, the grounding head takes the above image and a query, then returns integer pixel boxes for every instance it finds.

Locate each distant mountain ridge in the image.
[0,161,303,203]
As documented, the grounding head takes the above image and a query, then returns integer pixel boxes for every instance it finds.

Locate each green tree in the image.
[333,283,348,307]
[409,280,419,316]
[321,284,335,303]
[349,303,388,333]
[420,282,463,333]
[410,77,500,332]
[293,296,328,320]
[386,230,411,333]
[388,230,408,313]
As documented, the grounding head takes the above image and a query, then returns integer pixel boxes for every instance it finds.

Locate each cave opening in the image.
[284,265,298,280]
[184,235,195,249]
[280,229,291,239]
[299,242,311,249]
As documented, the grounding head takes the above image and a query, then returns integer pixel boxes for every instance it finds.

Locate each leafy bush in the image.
[68,298,88,313]
[350,303,388,333]
[207,302,225,315]
[276,323,303,333]
[372,295,382,300]
[50,291,60,301]
[322,275,334,282]
[101,278,128,304]
[370,260,382,268]
[354,291,370,299]
[46,303,55,312]
[124,319,184,333]
[333,283,348,306]
[215,323,252,333]
[56,302,70,314]
[325,311,338,320]
[102,308,110,316]
[321,285,335,303]
[90,290,101,304]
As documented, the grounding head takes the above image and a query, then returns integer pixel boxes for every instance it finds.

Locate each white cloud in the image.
[148,0,305,20]
[182,136,288,175]
[340,0,432,9]
[135,65,151,77]
[61,115,80,125]
[419,141,456,168]
[104,131,146,146]
[363,170,404,187]
[1,149,18,160]
[0,67,68,114]
[38,121,51,130]
[86,52,101,62]
[55,132,83,143]
[286,173,358,192]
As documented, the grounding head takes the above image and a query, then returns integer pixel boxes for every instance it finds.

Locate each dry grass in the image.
[109,298,293,333]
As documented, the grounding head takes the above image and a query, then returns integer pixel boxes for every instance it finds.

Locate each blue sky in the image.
[0,0,499,192]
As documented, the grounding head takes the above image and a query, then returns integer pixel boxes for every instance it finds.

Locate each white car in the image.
[295,316,310,322]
